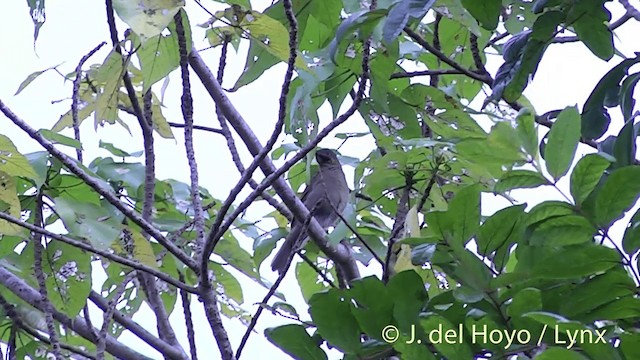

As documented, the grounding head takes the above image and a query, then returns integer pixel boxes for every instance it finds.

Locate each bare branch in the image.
[72,42,106,163]
[0,100,197,270]
[0,211,197,292]
[0,267,157,360]
[199,0,301,279]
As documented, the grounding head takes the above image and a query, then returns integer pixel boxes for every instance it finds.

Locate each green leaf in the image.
[387,270,428,332]
[620,72,640,120]
[495,170,549,192]
[477,204,526,255]
[241,11,308,70]
[536,347,591,360]
[14,64,61,95]
[581,55,640,139]
[613,118,636,167]
[620,333,640,360]
[508,288,542,318]
[112,0,184,43]
[210,262,244,304]
[622,207,640,254]
[420,314,474,359]
[544,106,581,180]
[133,10,191,93]
[525,244,619,279]
[95,50,125,127]
[570,153,612,206]
[328,9,387,62]
[527,215,596,246]
[38,129,83,150]
[491,11,562,102]
[54,197,124,249]
[382,0,436,43]
[265,325,327,360]
[349,276,394,339]
[309,289,361,353]
[515,106,539,157]
[0,135,38,180]
[568,0,613,61]
[595,166,640,227]
[460,0,501,30]
[296,260,328,302]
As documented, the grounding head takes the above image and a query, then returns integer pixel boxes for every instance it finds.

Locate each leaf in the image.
[613,118,636,167]
[460,0,501,30]
[620,72,640,120]
[622,208,640,254]
[526,244,619,279]
[570,153,611,207]
[494,170,549,192]
[128,229,159,270]
[595,166,640,227]
[328,9,387,62]
[382,0,436,44]
[265,325,327,360]
[581,55,640,140]
[14,64,61,95]
[568,0,613,61]
[491,11,563,102]
[38,129,83,150]
[309,289,361,353]
[0,172,24,236]
[54,197,124,250]
[240,11,308,71]
[133,11,191,93]
[0,134,38,180]
[94,51,125,127]
[536,347,591,360]
[112,0,185,43]
[527,215,596,246]
[387,271,428,332]
[477,204,526,255]
[544,106,581,180]
[420,314,474,359]
[515,106,538,157]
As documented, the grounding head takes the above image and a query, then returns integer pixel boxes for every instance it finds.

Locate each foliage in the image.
[2,0,640,359]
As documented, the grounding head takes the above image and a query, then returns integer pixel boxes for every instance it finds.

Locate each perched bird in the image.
[271,149,349,274]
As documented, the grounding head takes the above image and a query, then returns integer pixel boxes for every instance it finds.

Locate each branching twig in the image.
[200,0,301,280]
[404,27,493,85]
[0,100,197,270]
[0,211,196,292]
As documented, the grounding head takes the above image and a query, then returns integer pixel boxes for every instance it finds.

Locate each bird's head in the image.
[315,149,340,167]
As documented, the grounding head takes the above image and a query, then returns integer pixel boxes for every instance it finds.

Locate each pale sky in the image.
[1,0,639,359]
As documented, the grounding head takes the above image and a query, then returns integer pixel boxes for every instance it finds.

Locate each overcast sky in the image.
[1,0,639,359]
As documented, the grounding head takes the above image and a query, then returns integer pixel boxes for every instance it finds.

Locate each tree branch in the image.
[0,100,198,270]
[0,267,157,360]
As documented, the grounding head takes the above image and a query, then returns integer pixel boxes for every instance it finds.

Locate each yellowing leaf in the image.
[241,11,308,71]
[0,172,24,236]
[130,229,160,270]
[394,244,416,273]
[405,205,420,237]
[112,0,185,43]
[0,135,37,180]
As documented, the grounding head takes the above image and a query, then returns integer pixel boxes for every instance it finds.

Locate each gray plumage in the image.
[271,149,349,274]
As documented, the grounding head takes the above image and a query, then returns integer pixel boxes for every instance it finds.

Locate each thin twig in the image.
[200,0,301,278]
[32,194,63,360]
[71,42,106,163]
[0,100,197,270]
[0,211,197,292]
[168,121,225,134]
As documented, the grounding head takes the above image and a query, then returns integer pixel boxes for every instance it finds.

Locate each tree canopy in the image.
[1,0,640,359]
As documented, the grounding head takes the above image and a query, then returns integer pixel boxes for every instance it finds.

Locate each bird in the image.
[271,149,349,274]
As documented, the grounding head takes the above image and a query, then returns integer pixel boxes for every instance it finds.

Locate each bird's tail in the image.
[271,225,303,274]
